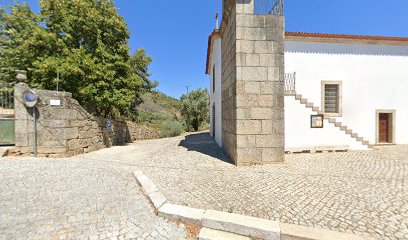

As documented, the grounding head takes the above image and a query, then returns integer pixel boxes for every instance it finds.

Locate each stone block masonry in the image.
[221,0,285,166]
[13,83,158,157]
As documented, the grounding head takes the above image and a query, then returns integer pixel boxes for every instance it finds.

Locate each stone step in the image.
[292,92,373,148]
[328,118,336,124]
[199,228,251,240]
[300,98,308,104]
[202,210,280,239]
[306,102,314,108]
[312,106,320,112]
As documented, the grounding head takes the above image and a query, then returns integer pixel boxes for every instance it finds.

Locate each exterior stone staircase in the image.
[291,93,374,149]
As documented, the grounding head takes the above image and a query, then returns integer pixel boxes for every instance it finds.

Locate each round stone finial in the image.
[15,70,28,82]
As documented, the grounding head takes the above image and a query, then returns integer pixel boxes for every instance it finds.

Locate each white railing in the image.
[285,72,296,94]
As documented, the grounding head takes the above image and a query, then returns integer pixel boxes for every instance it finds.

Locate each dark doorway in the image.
[378,113,393,143]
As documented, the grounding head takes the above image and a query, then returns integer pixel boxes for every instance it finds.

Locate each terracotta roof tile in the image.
[285,32,408,42]
[205,31,408,74]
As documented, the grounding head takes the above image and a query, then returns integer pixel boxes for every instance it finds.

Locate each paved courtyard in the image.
[0,158,187,240]
[1,132,407,240]
[80,132,408,240]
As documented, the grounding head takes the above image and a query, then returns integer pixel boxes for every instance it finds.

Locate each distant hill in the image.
[136,91,181,130]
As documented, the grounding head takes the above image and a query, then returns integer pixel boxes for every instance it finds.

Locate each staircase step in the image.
[312,106,320,112]
[328,118,336,123]
[199,228,251,240]
[306,102,314,108]
[292,91,372,150]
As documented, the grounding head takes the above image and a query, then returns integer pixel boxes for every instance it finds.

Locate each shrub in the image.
[180,88,210,132]
[159,120,184,138]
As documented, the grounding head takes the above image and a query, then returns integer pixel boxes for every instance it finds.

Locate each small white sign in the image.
[50,99,61,106]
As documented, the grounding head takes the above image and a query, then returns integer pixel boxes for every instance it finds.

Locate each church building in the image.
[207,0,408,162]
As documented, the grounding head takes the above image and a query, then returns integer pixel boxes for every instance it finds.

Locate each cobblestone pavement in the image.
[80,132,408,240]
[0,158,186,240]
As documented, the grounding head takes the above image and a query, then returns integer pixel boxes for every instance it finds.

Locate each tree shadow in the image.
[178,132,234,165]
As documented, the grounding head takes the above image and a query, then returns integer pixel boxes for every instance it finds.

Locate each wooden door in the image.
[379,113,390,143]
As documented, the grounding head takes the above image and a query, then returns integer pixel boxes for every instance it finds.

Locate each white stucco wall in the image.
[285,96,367,150]
[209,37,222,146]
[285,41,408,149]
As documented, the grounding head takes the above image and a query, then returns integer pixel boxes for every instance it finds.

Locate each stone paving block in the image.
[147,191,167,210]
[199,227,251,240]
[202,209,280,240]
[136,174,158,195]
[158,203,205,225]
[280,223,374,240]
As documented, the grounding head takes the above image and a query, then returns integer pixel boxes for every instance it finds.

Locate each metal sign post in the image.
[22,90,38,158]
[33,108,37,157]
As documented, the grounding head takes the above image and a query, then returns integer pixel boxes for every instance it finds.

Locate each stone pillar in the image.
[221,0,285,166]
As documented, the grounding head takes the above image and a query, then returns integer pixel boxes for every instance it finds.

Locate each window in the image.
[212,65,215,93]
[321,81,342,116]
[212,103,216,137]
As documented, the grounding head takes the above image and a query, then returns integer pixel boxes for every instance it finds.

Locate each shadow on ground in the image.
[178,132,234,165]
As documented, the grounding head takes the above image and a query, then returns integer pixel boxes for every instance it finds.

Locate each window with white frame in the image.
[321,81,342,116]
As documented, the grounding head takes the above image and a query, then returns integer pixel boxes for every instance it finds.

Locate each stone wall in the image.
[13,83,158,157]
[221,2,238,162]
[221,0,285,166]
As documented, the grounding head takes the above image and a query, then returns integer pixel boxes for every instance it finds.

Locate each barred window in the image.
[324,84,339,113]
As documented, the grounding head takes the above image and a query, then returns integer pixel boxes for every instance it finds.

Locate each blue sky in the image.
[1,0,407,99]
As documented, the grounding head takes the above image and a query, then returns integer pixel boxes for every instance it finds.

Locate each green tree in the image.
[0,3,40,88]
[0,0,154,119]
[180,88,210,132]
[130,49,158,91]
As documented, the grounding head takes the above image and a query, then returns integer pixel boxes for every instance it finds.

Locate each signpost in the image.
[22,90,38,157]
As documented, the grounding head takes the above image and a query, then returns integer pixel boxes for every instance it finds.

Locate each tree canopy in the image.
[180,88,210,132]
[0,0,155,119]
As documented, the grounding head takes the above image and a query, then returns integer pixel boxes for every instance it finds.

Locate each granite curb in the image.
[133,171,374,240]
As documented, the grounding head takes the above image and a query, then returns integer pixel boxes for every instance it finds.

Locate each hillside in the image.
[136,91,181,130]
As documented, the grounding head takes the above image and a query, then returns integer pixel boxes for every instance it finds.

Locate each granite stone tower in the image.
[220,0,285,166]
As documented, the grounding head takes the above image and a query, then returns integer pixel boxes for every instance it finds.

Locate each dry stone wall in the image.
[13,83,158,157]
